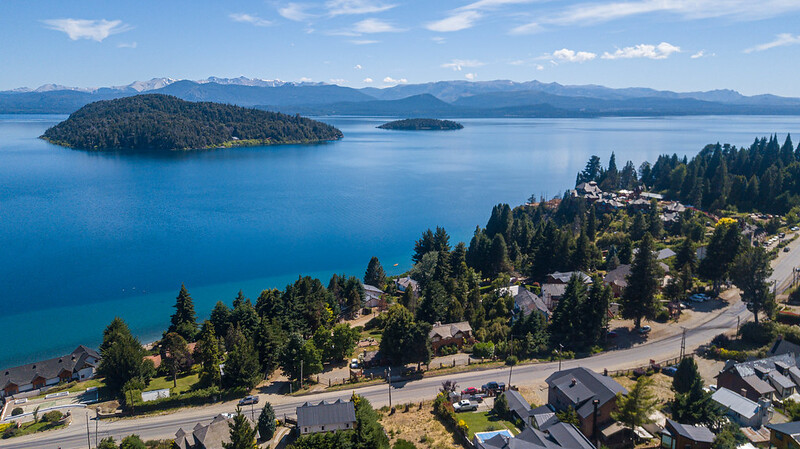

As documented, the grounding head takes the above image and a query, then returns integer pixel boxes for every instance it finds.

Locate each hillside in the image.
[377,118,463,130]
[41,94,343,151]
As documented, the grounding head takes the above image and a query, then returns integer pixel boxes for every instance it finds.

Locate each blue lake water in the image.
[2,114,800,368]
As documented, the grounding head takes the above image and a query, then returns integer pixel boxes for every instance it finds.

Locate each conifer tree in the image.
[364,256,387,288]
[620,233,662,329]
[169,284,197,341]
[223,408,257,449]
[222,327,261,390]
[613,376,660,431]
[196,321,222,387]
[257,402,276,442]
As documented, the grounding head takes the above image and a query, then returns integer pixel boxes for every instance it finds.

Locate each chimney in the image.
[740,388,748,398]
[571,378,577,386]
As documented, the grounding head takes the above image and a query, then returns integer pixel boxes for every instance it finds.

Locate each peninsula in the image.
[377,118,463,131]
[41,94,343,151]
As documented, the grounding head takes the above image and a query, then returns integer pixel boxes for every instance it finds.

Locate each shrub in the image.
[505,355,518,366]
[10,408,22,416]
[362,307,372,316]
[778,311,800,326]
[439,344,458,356]
[654,308,670,323]
[493,393,509,419]
[393,439,417,449]
[740,322,777,346]
[2,426,18,439]
[364,314,386,330]
[42,411,63,423]
[711,333,731,349]
[472,342,495,359]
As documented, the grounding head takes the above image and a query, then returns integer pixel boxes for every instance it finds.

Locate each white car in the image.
[638,325,652,334]
[453,400,478,412]
[350,358,360,369]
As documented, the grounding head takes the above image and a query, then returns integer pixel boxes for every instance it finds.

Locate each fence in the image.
[606,352,696,377]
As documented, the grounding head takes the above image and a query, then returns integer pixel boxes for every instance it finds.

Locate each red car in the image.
[461,387,479,396]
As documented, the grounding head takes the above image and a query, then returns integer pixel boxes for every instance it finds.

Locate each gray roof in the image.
[545,422,595,449]
[505,390,531,420]
[529,405,558,430]
[429,321,472,339]
[770,339,800,357]
[175,414,252,449]
[1,345,98,388]
[547,271,592,284]
[769,371,796,390]
[362,283,384,294]
[546,367,627,419]
[657,248,677,260]
[515,288,549,317]
[665,419,714,443]
[712,387,760,419]
[541,284,567,298]
[297,399,356,428]
[767,421,800,436]
[603,265,631,287]
[725,353,797,378]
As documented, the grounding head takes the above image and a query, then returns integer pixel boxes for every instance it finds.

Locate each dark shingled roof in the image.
[297,399,356,428]
[1,345,98,389]
[505,390,532,421]
[665,419,714,443]
[767,421,800,436]
[514,288,549,317]
[546,367,627,419]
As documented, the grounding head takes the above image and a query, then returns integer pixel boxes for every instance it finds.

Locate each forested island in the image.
[377,118,463,131]
[40,94,343,151]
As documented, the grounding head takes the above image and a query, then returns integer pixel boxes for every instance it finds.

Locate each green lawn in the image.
[145,371,200,395]
[31,378,107,400]
[2,420,66,439]
[455,410,520,439]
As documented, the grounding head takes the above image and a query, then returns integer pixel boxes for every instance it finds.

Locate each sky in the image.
[3,0,800,95]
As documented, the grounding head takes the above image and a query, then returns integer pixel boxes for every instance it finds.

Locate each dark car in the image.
[482,381,506,393]
[607,331,618,338]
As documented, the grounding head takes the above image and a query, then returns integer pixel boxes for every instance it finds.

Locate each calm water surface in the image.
[2,114,799,367]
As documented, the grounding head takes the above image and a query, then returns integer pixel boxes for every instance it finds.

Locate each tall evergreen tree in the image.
[209,301,232,342]
[731,246,777,324]
[223,408,258,449]
[222,327,261,390]
[549,275,588,349]
[612,376,660,432]
[196,321,222,388]
[98,318,149,397]
[364,256,387,289]
[581,277,612,348]
[169,284,198,341]
[620,233,662,329]
[257,402,277,442]
[162,332,191,388]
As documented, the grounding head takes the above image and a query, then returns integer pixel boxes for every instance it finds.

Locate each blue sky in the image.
[3,0,800,95]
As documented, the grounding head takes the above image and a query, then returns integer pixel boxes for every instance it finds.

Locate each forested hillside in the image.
[377,118,463,130]
[41,94,343,151]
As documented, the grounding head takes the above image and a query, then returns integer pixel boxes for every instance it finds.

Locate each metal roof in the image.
[665,419,714,443]
[296,399,356,428]
[712,387,760,419]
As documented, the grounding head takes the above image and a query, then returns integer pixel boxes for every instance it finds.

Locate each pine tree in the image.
[620,233,662,329]
[630,213,647,241]
[675,237,697,272]
[549,275,588,349]
[364,256,387,289]
[612,376,660,431]
[673,357,700,394]
[120,435,146,449]
[162,332,191,388]
[257,402,276,441]
[672,361,720,426]
[489,234,512,275]
[98,318,148,397]
[209,301,231,341]
[169,284,198,341]
[731,246,776,324]
[222,328,261,390]
[581,277,612,348]
[223,408,258,449]
[196,321,222,387]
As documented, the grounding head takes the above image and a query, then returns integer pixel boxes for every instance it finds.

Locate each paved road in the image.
[7,235,798,449]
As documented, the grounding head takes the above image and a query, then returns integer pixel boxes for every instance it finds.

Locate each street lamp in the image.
[558,344,564,372]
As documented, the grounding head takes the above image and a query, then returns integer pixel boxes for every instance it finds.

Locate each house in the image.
[769,337,800,357]
[576,181,602,196]
[513,287,549,320]
[546,271,593,285]
[766,421,800,449]
[659,419,714,449]
[711,387,772,428]
[360,350,385,368]
[296,399,357,435]
[504,390,532,423]
[716,354,800,401]
[604,265,631,297]
[545,367,627,443]
[175,414,256,449]
[475,419,595,449]
[362,283,386,310]
[640,192,664,200]
[541,283,567,310]
[429,321,473,353]
[395,277,420,297]
[657,248,677,260]
[1,345,100,397]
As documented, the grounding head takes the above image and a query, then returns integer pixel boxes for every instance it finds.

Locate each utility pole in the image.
[737,316,741,336]
[95,410,98,448]
[679,327,686,360]
[508,363,513,387]
[86,413,91,449]
[300,359,304,389]
[387,367,392,409]
[558,344,564,372]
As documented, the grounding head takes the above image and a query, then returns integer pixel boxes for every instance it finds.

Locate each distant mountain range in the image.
[4,76,800,117]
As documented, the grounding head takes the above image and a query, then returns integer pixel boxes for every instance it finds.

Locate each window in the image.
[321,426,325,431]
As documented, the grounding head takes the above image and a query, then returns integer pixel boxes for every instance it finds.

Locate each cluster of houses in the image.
[0,345,99,398]
[570,181,690,229]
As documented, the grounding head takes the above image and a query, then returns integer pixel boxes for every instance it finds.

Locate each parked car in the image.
[607,331,618,338]
[238,395,259,406]
[785,247,791,253]
[690,294,706,303]
[663,366,678,376]
[453,400,478,412]
[638,325,651,334]
[481,381,506,394]
[461,387,479,396]
[350,358,360,369]
[791,226,799,231]
[463,394,486,403]
[780,232,786,238]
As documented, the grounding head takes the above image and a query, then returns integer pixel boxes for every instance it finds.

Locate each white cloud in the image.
[363,77,374,83]
[354,18,403,33]
[299,77,313,82]
[441,59,485,71]
[349,39,379,44]
[601,42,680,59]
[229,13,272,27]
[383,76,408,84]
[745,33,800,53]
[42,18,131,42]
[535,64,544,70]
[330,78,347,84]
[465,73,477,80]
[550,48,597,62]
[354,64,363,69]
[426,10,482,32]
[279,3,315,21]
[690,50,714,58]
[326,0,396,16]
[511,0,800,33]
[117,41,137,48]
[459,0,538,10]
[431,36,446,44]
[509,59,525,66]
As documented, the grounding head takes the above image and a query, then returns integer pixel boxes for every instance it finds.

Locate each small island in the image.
[377,118,463,131]
[41,94,343,151]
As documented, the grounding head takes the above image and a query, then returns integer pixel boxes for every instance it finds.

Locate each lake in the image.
[1,114,799,368]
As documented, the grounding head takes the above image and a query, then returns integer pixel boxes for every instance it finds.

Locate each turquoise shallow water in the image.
[2,114,800,368]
